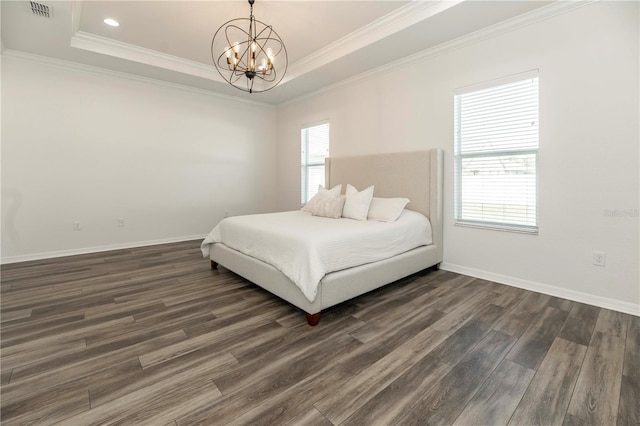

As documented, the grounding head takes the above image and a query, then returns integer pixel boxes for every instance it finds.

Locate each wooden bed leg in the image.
[211,260,218,270]
[306,312,321,326]
[434,263,440,271]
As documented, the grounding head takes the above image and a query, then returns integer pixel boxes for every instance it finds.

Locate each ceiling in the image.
[1,0,554,105]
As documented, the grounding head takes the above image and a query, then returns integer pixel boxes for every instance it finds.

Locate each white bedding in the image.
[201,210,432,303]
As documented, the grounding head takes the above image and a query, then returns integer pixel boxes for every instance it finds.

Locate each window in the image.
[454,71,539,233]
[301,122,330,204]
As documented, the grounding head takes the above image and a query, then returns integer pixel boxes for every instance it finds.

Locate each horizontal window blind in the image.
[301,123,330,204]
[454,73,539,232]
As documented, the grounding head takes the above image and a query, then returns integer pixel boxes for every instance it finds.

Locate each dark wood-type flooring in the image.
[1,240,638,425]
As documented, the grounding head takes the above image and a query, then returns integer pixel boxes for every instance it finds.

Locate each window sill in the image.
[455,221,538,235]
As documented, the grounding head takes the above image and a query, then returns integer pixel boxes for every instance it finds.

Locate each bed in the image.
[202,149,443,325]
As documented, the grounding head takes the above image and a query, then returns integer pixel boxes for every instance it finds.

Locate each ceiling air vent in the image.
[30,1,51,18]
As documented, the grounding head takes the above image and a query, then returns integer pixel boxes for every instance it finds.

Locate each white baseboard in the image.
[0,235,206,265]
[440,262,640,317]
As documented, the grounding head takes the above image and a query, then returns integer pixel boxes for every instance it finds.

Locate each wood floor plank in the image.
[91,351,237,408]
[506,305,569,370]
[563,413,589,426]
[567,331,625,425]
[622,314,640,381]
[453,359,535,426]
[548,295,575,312]
[67,375,222,425]
[595,308,628,338]
[213,321,363,396]
[85,309,215,348]
[2,314,134,349]
[230,363,353,426]
[1,336,87,371]
[340,354,451,426]
[348,280,452,343]
[139,313,277,369]
[396,330,516,426]
[508,337,587,426]
[90,321,281,408]
[1,358,142,420]
[1,386,89,426]
[337,307,445,375]
[491,285,528,310]
[428,303,506,367]
[176,336,361,425]
[1,331,188,405]
[1,310,85,337]
[0,308,32,323]
[1,370,12,386]
[493,291,551,337]
[430,290,499,335]
[618,374,640,426]
[315,326,448,424]
[558,302,600,346]
[283,407,333,426]
[426,276,485,314]
[618,314,640,425]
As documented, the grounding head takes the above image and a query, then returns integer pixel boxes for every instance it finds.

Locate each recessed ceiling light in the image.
[103,18,119,27]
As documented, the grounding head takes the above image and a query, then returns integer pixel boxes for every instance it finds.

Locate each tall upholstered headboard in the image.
[325,149,443,262]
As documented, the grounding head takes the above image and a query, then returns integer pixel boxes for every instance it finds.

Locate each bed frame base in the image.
[211,260,218,269]
[210,243,438,326]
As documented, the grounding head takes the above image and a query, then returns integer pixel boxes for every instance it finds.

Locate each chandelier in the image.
[211,0,287,94]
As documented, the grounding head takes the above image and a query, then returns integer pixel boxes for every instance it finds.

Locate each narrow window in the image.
[301,122,330,204]
[454,72,539,233]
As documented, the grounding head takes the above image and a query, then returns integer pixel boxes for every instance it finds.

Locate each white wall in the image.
[1,53,277,261]
[276,2,640,313]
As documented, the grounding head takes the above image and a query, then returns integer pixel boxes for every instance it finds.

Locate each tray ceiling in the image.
[2,1,556,105]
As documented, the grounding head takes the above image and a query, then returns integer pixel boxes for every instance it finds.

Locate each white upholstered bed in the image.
[203,149,443,325]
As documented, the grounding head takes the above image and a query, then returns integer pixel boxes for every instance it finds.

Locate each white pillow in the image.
[301,184,342,212]
[342,184,374,221]
[311,196,346,219]
[368,197,410,222]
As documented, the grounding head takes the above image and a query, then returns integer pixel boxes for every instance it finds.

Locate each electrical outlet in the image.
[73,221,81,231]
[118,218,125,227]
[593,251,606,267]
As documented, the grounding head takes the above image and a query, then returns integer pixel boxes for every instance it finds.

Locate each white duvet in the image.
[201,210,432,303]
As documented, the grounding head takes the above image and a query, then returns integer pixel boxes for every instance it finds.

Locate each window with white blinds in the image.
[454,72,539,233]
[301,123,330,204]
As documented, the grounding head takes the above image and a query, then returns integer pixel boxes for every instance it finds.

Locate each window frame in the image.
[454,71,539,234]
[300,121,330,205]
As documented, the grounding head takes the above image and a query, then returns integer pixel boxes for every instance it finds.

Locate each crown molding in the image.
[3,49,275,108]
[280,0,595,107]
[66,1,463,90]
[284,0,463,84]
[70,31,225,83]
[70,0,82,35]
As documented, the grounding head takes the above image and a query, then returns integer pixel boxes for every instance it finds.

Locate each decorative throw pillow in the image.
[311,196,346,219]
[342,184,374,221]
[368,197,410,222]
[301,184,342,212]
